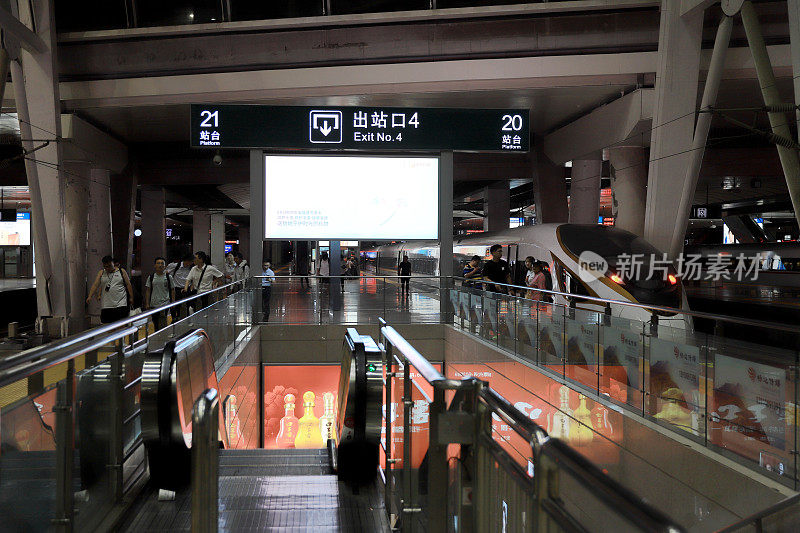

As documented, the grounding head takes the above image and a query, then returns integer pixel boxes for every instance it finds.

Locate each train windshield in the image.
[557,224,662,260]
[558,224,681,309]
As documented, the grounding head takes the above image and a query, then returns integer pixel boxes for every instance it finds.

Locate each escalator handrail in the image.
[0,278,246,377]
[541,438,684,532]
[380,325,468,390]
[479,384,682,532]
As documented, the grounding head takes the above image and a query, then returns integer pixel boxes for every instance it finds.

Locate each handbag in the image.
[185,265,207,297]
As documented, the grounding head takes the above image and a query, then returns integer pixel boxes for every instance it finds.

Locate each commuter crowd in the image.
[461,244,553,301]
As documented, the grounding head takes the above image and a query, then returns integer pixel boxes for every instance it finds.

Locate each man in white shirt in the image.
[233,252,250,285]
[145,257,176,330]
[184,251,224,309]
[261,261,275,322]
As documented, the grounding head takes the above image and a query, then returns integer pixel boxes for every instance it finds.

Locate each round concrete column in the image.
[608,146,648,236]
[568,156,603,225]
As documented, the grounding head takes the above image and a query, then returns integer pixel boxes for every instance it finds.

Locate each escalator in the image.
[117,327,388,531]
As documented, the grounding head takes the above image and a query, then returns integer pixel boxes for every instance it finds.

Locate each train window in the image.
[564,270,591,298]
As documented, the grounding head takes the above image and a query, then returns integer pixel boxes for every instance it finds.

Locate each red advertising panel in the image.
[0,389,57,453]
[218,366,260,449]
[263,365,340,449]
[381,365,441,469]
[448,361,623,466]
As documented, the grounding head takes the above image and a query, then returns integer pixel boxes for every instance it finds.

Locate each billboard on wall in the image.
[264,155,439,240]
[0,212,31,246]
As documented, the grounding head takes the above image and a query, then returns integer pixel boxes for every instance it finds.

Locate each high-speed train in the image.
[375,224,690,328]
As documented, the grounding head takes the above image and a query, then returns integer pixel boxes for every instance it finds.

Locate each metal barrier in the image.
[377,317,684,532]
[0,280,244,532]
[191,388,220,533]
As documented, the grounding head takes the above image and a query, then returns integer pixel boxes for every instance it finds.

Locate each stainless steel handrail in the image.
[191,388,219,533]
[0,279,246,380]
[541,438,682,532]
[715,493,800,533]
[479,386,548,446]
[0,326,138,389]
[379,316,685,532]
[454,276,800,334]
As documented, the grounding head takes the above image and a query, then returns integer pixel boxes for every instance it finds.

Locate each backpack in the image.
[148,272,174,306]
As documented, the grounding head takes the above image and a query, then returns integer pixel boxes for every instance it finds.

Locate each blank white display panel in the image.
[264,155,439,240]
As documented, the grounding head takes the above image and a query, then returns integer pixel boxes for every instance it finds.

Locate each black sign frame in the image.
[190,104,529,152]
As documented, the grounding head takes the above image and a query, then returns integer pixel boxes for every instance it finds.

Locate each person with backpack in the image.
[233,252,250,284]
[86,255,134,324]
[144,257,176,331]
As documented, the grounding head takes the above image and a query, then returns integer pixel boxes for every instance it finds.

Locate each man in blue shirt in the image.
[261,261,275,322]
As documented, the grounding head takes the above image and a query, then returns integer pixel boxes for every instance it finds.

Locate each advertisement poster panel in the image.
[538,308,564,361]
[263,365,340,449]
[648,337,703,434]
[218,366,260,449]
[382,364,441,469]
[448,361,623,467]
[602,327,642,393]
[0,389,57,453]
[710,355,789,475]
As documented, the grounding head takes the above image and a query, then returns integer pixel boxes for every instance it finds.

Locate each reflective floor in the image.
[0,278,35,292]
[262,276,444,325]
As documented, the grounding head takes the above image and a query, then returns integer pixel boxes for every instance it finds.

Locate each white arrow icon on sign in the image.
[309,110,342,143]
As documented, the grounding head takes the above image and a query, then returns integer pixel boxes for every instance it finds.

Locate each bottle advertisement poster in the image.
[565,317,598,387]
[218,365,260,449]
[448,361,623,467]
[262,365,340,449]
[648,337,703,434]
[538,309,564,361]
[601,327,643,396]
[710,355,789,473]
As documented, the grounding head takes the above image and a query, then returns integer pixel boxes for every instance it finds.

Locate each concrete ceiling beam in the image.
[543,88,654,165]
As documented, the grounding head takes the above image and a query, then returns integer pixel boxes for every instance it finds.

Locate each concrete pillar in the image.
[791,0,800,136]
[238,226,250,261]
[193,208,211,256]
[87,169,111,325]
[13,0,70,318]
[609,146,649,236]
[329,240,342,311]
[533,138,568,224]
[271,241,281,265]
[483,182,510,232]
[440,151,454,319]
[63,160,91,331]
[140,186,166,285]
[644,1,703,252]
[110,170,137,271]
[568,155,602,225]
[210,213,225,269]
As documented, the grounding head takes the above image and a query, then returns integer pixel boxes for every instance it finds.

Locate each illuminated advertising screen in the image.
[263,365,341,449]
[264,155,439,240]
[0,212,31,246]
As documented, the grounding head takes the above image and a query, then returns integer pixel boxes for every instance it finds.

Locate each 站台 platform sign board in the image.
[190,104,529,152]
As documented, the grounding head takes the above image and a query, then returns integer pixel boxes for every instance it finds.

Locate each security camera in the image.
[212,150,223,166]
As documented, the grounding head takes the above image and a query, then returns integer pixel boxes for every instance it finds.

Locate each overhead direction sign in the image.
[191,104,529,152]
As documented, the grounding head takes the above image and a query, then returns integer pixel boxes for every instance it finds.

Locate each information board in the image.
[190,104,529,152]
[264,155,439,240]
